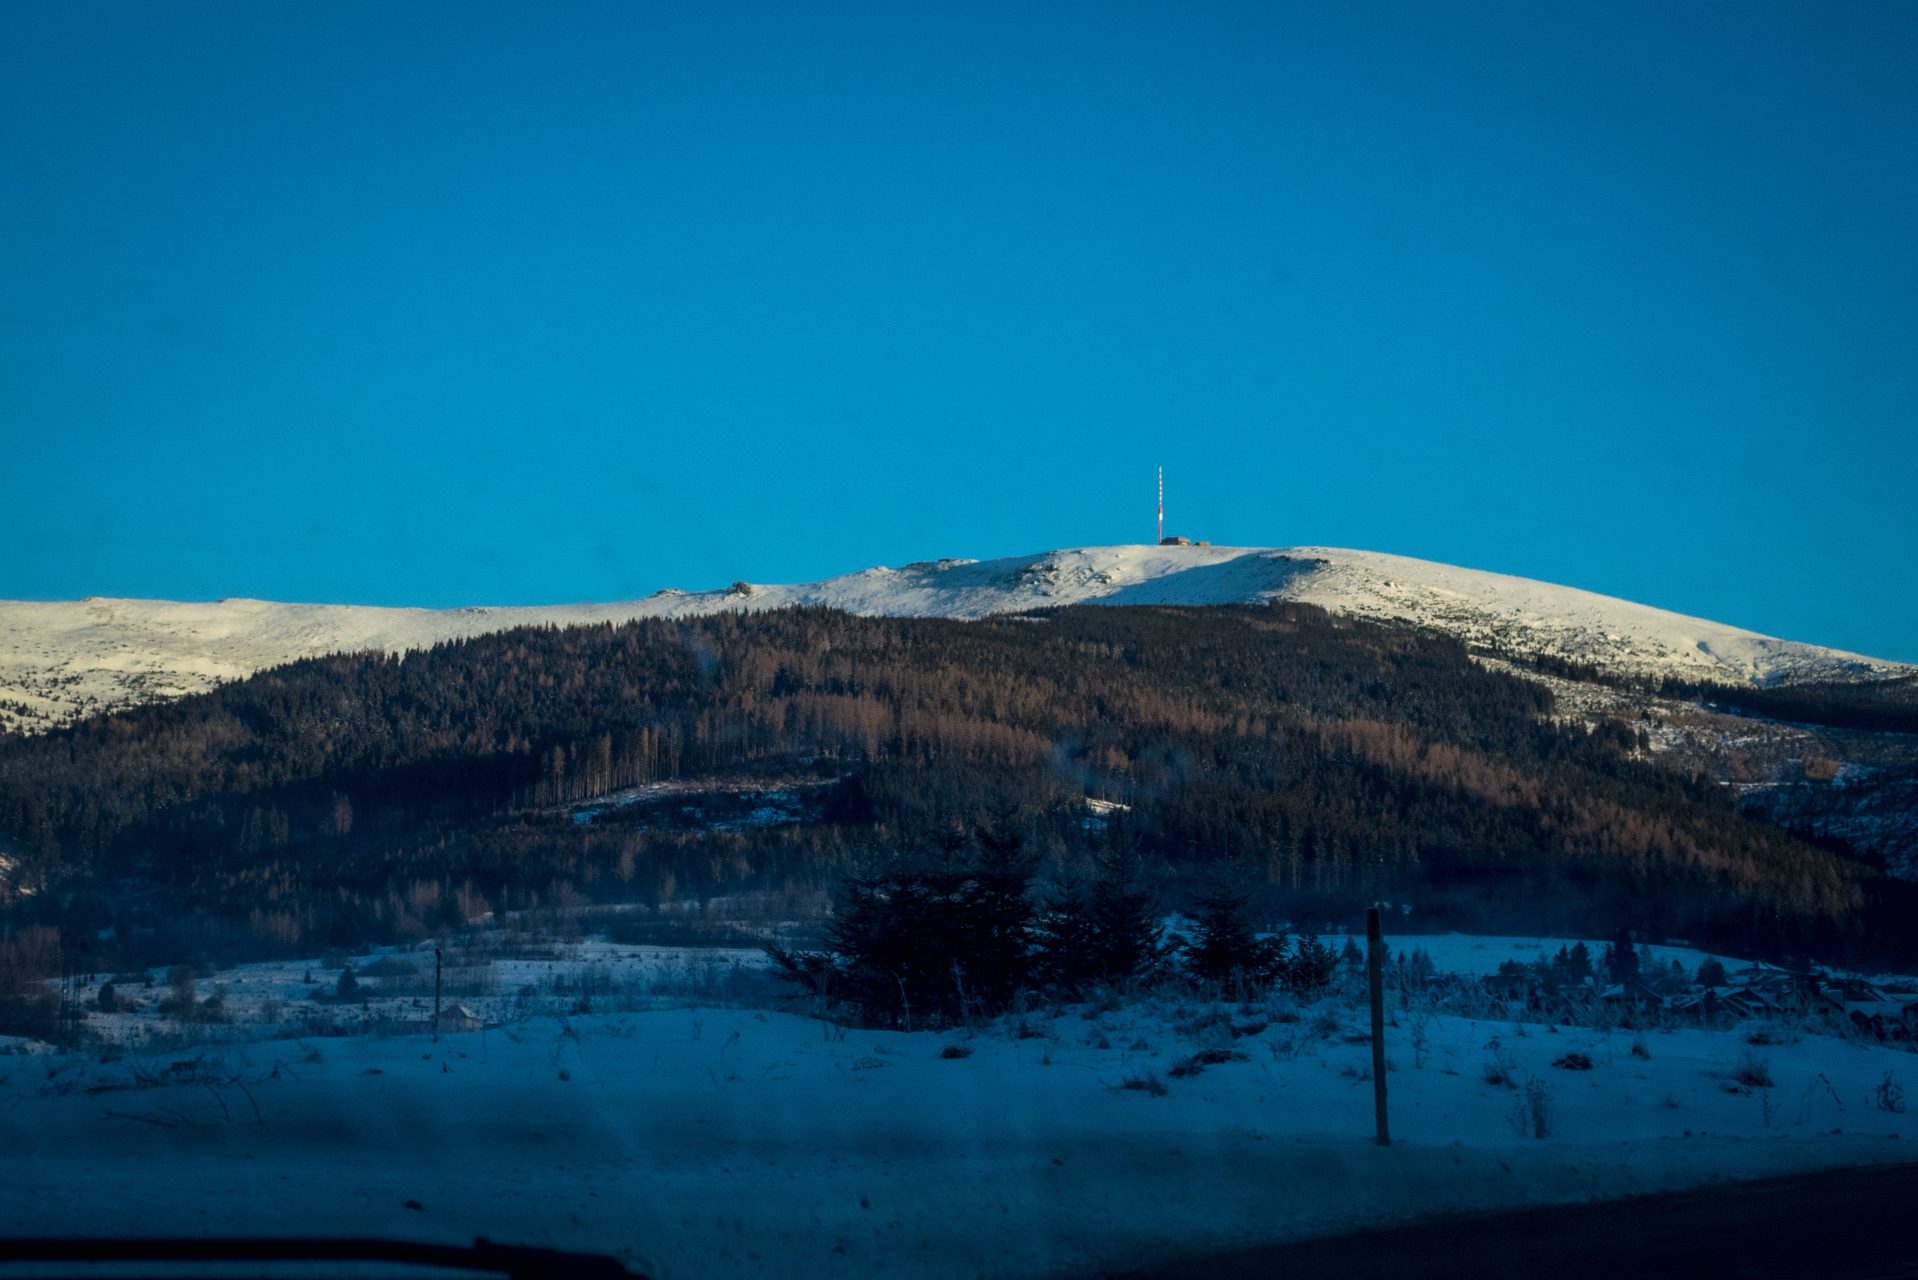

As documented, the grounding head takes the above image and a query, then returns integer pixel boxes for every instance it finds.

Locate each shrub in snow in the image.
[1167,1048,1248,1079]
[1799,1072,1842,1123]
[1120,1072,1167,1096]
[1878,1071,1906,1114]
[156,966,198,1018]
[1511,1076,1555,1138]
[1483,1040,1518,1088]
[1173,1008,1232,1040]
[1735,1048,1773,1088]
[1285,934,1339,996]
[1408,1012,1431,1068]
[1394,946,1439,992]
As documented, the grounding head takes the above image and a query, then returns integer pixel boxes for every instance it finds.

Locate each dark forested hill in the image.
[1658,674,1918,736]
[1,602,1908,969]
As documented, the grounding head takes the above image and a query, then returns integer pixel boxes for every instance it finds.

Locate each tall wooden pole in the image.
[1367,907,1390,1146]
[433,948,442,1043]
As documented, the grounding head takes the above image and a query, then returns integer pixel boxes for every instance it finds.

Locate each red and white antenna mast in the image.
[1157,466,1163,545]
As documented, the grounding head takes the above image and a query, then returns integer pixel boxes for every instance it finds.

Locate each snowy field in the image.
[5,938,1915,1280]
[53,938,779,1044]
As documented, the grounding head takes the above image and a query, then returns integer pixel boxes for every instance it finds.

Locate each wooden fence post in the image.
[433,948,442,1043]
[1368,907,1390,1146]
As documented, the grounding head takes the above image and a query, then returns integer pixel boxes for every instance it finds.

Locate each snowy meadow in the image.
[4,929,1913,1280]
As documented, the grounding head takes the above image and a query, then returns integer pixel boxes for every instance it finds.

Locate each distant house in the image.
[1601,980,1666,1008]
[1665,990,1709,1018]
[1813,981,1906,1037]
[1818,978,1889,1006]
[1642,970,1691,999]
[436,1003,483,1033]
[1715,987,1779,1019]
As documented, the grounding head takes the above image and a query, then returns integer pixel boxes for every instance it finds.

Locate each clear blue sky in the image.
[3,2,1914,662]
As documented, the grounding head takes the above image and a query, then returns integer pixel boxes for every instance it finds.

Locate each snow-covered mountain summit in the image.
[2,545,1909,733]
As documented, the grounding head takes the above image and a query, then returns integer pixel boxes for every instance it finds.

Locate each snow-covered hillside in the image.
[5,947,1914,1280]
[3,546,1909,733]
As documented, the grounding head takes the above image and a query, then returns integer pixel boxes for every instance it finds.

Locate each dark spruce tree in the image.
[1603,928,1641,985]
[1085,833,1166,982]
[961,819,1041,1012]
[1031,832,1169,991]
[1030,870,1100,992]
[769,822,1039,1027]
[1285,933,1337,994]
[1183,869,1285,987]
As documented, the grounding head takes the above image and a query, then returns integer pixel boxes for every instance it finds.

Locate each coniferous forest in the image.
[1,601,1912,978]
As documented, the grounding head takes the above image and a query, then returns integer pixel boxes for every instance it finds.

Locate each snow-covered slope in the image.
[2,545,1909,732]
[5,965,1913,1280]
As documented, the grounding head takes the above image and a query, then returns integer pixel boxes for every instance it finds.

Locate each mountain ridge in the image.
[3,544,1910,734]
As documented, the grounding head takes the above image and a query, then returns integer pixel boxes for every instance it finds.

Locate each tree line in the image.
[1655,674,1918,737]
[0,601,1910,973]
[765,812,1344,1026]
